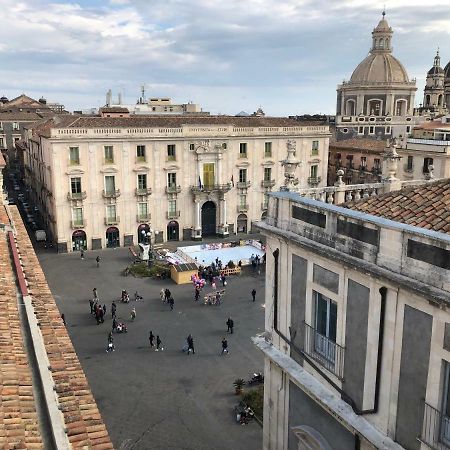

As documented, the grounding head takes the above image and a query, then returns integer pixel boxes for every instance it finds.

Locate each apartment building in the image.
[22,115,330,252]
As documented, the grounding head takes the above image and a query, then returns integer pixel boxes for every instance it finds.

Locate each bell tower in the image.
[423,49,446,114]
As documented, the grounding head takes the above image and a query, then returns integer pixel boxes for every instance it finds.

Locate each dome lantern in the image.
[371,10,393,53]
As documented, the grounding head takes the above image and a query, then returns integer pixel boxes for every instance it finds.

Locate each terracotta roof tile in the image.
[330,138,387,153]
[344,178,450,235]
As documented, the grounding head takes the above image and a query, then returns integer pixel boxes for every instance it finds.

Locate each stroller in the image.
[115,322,128,333]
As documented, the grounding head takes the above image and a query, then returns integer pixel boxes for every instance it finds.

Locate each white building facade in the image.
[23,116,330,252]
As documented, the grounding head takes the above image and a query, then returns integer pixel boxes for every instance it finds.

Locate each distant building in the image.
[99,106,130,118]
[336,13,417,140]
[21,115,330,251]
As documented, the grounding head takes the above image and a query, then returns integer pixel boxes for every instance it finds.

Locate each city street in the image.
[38,246,265,450]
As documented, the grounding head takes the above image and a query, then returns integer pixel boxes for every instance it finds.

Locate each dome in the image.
[427,66,444,76]
[350,53,410,84]
[445,61,450,79]
[374,18,391,32]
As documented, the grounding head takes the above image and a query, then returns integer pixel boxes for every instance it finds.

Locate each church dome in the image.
[445,61,450,79]
[428,66,444,75]
[350,53,410,83]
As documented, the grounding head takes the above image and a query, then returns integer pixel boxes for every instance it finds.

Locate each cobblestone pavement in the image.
[37,242,265,450]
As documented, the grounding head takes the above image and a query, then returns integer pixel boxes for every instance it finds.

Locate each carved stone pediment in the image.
[66,168,85,175]
[164,164,181,171]
[194,140,227,154]
[133,165,150,173]
[261,160,275,167]
[100,167,118,174]
[236,161,250,168]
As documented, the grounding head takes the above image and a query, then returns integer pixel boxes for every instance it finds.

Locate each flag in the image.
[231,174,234,187]
[198,176,203,190]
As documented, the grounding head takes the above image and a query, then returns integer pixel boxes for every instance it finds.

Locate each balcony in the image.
[105,216,120,225]
[307,176,322,187]
[346,162,355,170]
[404,164,414,173]
[303,322,345,380]
[103,158,115,165]
[166,210,180,219]
[165,185,182,194]
[261,179,276,188]
[359,165,368,172]
[136,156,146,163]
[102,189,121,198]
[419,402,450,450]
[371,167,382,175]
[70,219,86,229]
[236,181,251,189]
[190,183,232,194]
[135,187,152,196]
[67,191,87,201]
[136,213,151,223]
[237,204,249,213]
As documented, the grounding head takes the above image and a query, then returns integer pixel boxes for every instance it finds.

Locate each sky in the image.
[1,0,450,115]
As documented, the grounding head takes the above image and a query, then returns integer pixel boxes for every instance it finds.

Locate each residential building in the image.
[255,178,450,450]
[397,115,450,181]
[336,12,417,140]
[22,115,330,252]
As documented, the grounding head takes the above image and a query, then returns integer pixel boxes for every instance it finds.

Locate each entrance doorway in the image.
[72,230,87,251]
[106,227,120,248]
[138,224,150,244]
[201,201,216,236]
[237,214,248,233]
[167,221,179,241]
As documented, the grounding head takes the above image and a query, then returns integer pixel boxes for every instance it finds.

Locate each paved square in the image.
[38,246,265,450]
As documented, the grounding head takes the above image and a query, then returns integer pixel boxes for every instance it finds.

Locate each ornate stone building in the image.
[336,13,417,141]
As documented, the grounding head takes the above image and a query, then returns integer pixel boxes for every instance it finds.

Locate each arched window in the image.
[345,99,356,116]
[438,95,443,106]
[367,99,382,116]
[423,157,433,174]
[425,95,431,107]
[395,99,407,116]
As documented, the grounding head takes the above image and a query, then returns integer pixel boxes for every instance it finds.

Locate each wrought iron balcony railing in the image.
[419,401,450,450]
[236,181,251,189]
[136,213,151,223]
[237,204,249,213]
[261,179,276,188]
[102,189,121,198]
[307,176,322,187]
[70,219,86,229]
[190,183,232,194]
[165,185,182,194]
[105,216,120,225]
[67,191,87,201]
[303,321,345,380]
[135,187,152,196]
[166,210,180,219]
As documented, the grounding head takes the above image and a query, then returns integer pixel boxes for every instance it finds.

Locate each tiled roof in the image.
[10,208,113,449]
[344,178,450,234]
[55,115,323,129]
[0,111,49,121]
[100,106,129,113]
[330,138,387,153]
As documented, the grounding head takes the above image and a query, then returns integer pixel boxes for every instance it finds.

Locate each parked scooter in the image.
[247,372,264,385]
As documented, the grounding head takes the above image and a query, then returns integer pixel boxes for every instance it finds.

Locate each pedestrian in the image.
[165,288,171,302]
[251,288,256,302]
[106,335,115,353]
[89,298,94,315]
[112,317,117,331]
[222,274,227,287]
[111,301,117,319]
[149,331,155,348]
[98,307,104,323]
[130,307,136,321]
[212,280,216,291]
[169,297,174,311]
[221,337,229,355]
[187,334,195,355]
[160,288,165,302]
[81,249,84,260]
[108,331,113,343]
[96,255,101,267]
[93,288,98,300]
[156,335,163,351]
[226,317,234,334]
[195,289,200,302]
[61,313,66,326]
[102,304,107,317]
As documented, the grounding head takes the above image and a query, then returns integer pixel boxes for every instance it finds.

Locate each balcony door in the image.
[441,363,450,445]
[203,163,215,189]
[201,201,216,236]
[314,292,337,365]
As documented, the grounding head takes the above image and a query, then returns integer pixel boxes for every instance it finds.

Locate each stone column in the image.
[217,154,222,185]
[192,199,202,240]
[357,94,364,115]
[217,194,229,237]
[333,169,346,204]
[382,139,402,193]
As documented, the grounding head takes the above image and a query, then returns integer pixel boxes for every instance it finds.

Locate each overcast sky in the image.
[1,0,450,115]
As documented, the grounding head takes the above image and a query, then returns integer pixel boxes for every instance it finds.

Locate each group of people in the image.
[90,288,107,325]
[160,288,175,310]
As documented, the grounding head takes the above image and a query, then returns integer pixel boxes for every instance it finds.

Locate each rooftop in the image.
[344,178,450,234]
[330,138,387,153]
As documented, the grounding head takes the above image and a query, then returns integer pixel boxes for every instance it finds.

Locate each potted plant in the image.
[233,378,245,395]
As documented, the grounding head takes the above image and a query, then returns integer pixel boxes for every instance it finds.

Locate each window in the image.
[136,145,146,162]
[239,143,247,158]
[222,143,227,149]
[358,126,364,135]
[314,292,337,364]
[138,202,148,218]
[369,126,375,135]
[239,169,247,183]
[440,362,450,445]
[0,138,4,148]
[167,144,176,161]
[262,193,269,209]
[104,146,114,163]
[310,165,318,179]
[311,141,319,155]
[69,147,80,165]
[105,175,116,194]
[373,158,381,171]
[168,199,177,213]
[137,174,147,190]
[406,155,413,171]
[423,157,433,174]
[386,126,391,135]
[71,177,82,194]
[367,99,382,116]
[264,142,272,157]
[189,143,195,151]
[406,125,411,134]
[12,122,19,130]
[0,122,3,129]
[239,194,247,207]
[167,172,177,187]
[72,207,83,226]
[360,157,367,169]
[264,167,272,181]
[106,204,116,220]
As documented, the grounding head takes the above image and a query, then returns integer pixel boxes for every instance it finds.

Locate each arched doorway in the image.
[261,212,267,221]
[138,224,150,244]
[167,221,179,241]
[237,214,248,233]
[106,227,120,248]
[72,230,87,251]
[201,201,216,236]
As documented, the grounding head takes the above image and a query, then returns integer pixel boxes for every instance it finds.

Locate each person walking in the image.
[251,288,256,302]
[111,301,117,319]
[221,274,227,287]
[221,337,229,355]
[93,288,98,300]
[156,335,163,351]
[194,289,200,302]
[165,288,171,303]
[96,255,101,267]
[160,288,166,302]
[212,280,217,291]
[89,298,94,315]
[226,317,234,334]
[81,249,85,260]
[112,317,117,331]
[169,297,174,311]
[149,331,155,348]
[102,304,107,318]
[187,334,195,355]
[106,334,115,352]
[130,307,136,321]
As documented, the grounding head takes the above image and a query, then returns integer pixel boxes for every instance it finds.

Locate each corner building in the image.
[23,115,330,252]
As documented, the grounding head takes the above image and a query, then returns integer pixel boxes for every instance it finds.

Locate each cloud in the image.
[0,0,449,114]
